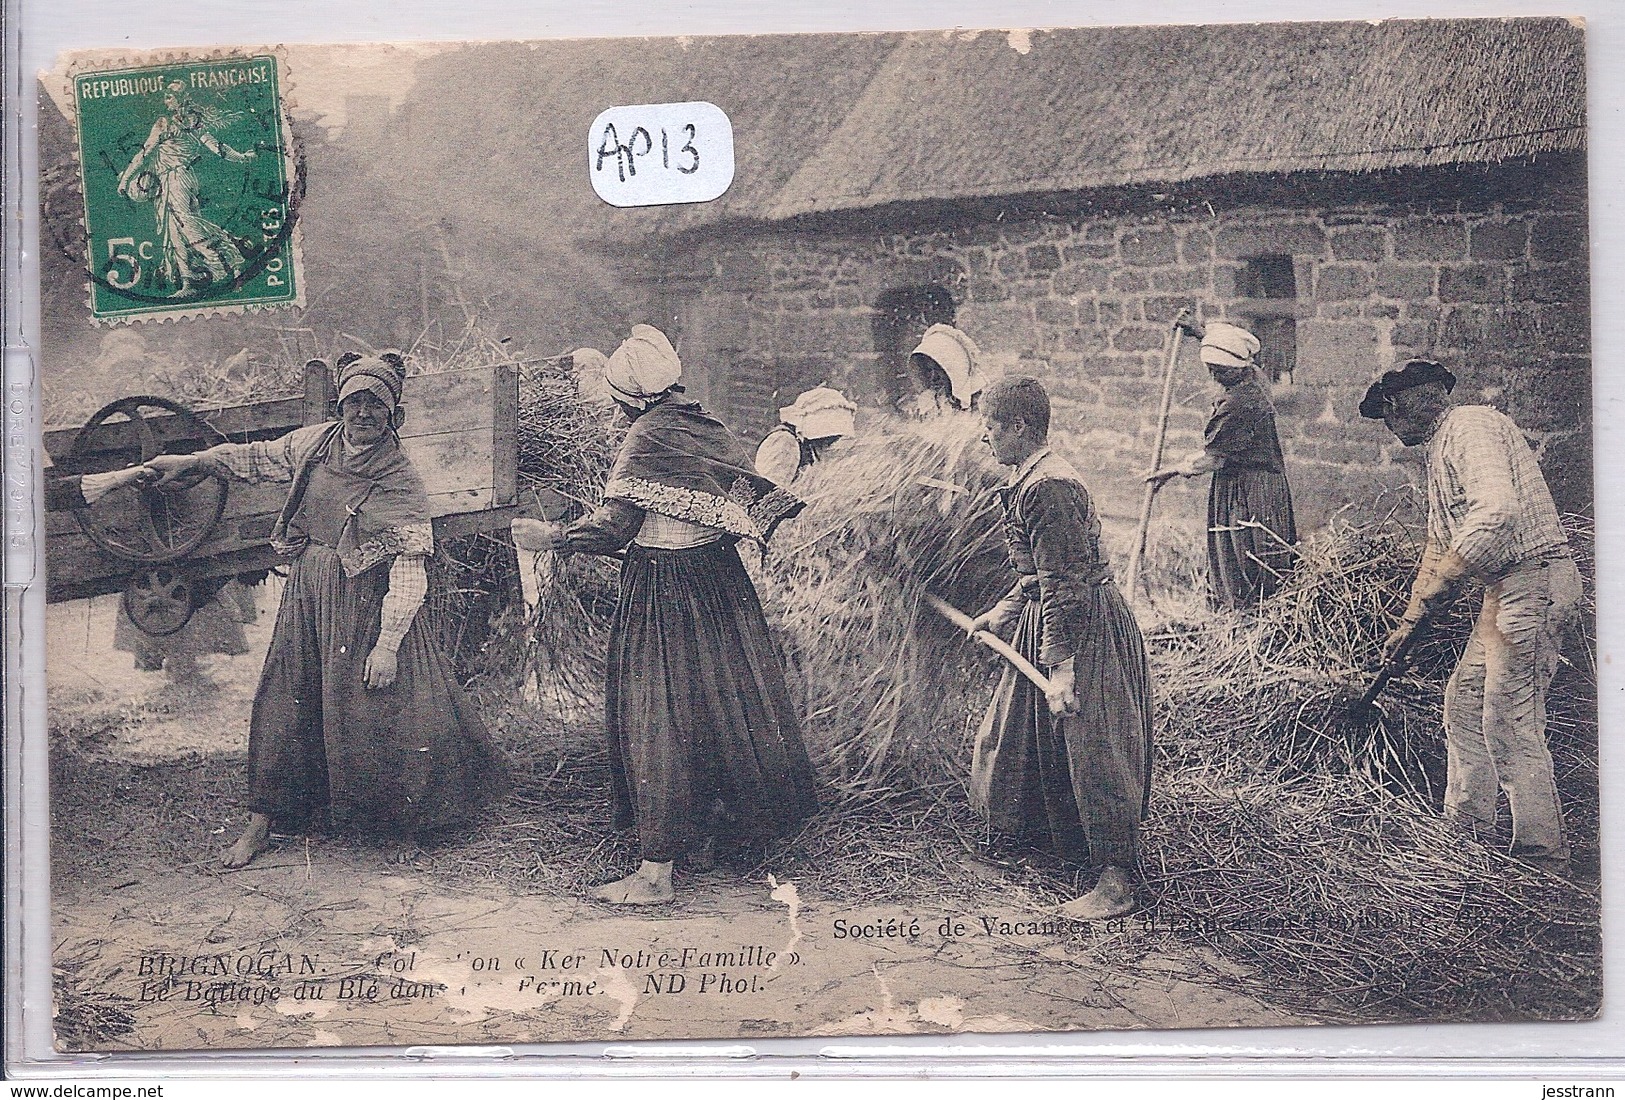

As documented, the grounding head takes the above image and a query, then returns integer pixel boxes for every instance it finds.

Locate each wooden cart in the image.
[44,359,518,637]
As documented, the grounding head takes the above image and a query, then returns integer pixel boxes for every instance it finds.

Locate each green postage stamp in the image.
[70,53,303,323]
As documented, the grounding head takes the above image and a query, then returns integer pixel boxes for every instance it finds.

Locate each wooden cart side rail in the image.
[46,504,518,604]
[492,362,518,508]
[44,396,307,470]
[45,361,529,464]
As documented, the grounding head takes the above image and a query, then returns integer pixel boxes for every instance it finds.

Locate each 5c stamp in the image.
[71,53,304,323]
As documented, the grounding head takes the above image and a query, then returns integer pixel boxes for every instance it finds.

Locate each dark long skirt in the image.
[248,545,507,832]
[1207,465,1297,609]
[606,540,817,863]
[970,589,1153,871]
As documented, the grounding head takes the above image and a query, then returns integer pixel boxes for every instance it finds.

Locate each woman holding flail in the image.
[1146,321,1297,608]
[513,325,816,906]
[146,353,508,868]
[117,81,257,297]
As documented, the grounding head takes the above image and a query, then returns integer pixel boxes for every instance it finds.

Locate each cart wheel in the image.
[122,568,197,637]
[68,396,229,564]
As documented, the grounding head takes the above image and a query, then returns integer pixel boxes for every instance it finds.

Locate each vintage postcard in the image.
[36,19,1597,1052]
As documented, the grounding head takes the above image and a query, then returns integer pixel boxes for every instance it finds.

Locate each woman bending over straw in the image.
[968,376,1154,919]
[147,353,509,868]
[513,325,816,905]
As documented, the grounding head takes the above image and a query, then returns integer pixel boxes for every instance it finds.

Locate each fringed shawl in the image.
[604,399,804,545]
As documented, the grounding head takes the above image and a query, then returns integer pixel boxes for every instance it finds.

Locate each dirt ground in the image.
[45,587,1303,1053]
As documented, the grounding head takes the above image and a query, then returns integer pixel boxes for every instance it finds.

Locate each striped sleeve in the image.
[560,498,643,556]
[197,423,330,485]
[1428,407,1567,578]
[373,553,428,652]
[1439,424,1519,576]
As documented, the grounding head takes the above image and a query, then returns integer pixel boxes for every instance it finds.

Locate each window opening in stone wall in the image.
[873,285,957,407]
[1237,254,1298,384]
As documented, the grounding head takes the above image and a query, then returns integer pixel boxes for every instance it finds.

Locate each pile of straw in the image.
[510,355,625,705]
[502,406,1019,787]
[1153,512,1595,801]
[757,417,1012,796]
[515,354,623,499]
[1121,770,1601,1022]
[1151,515,1458,800]
[1098,512,1598,1020]
[52,959,136,1050]
[747,467,1599,1020]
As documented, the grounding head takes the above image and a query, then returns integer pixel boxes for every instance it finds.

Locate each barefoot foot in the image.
[221,814,271,869]
[589,860,675,906]
[1056,865,1137,920]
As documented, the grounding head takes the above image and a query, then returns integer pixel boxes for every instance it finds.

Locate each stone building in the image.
[75,19,1580,538]
[624,19,1590,532]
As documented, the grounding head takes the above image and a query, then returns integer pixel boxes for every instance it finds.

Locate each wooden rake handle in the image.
[923,593,1057,695]
[1124,308,1192,602]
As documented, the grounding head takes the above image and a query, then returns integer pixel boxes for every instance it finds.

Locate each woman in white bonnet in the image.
[514,325,816,905]
[754,385,857,486]
[1147,320,1298,608]
[908,323,987,416]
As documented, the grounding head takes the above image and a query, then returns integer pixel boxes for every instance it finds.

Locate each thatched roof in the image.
[763,18,1585,221]
[348,18,1581,249]
[377,35,898,243]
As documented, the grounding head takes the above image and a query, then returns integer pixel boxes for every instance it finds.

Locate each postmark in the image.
[69,53,304,323]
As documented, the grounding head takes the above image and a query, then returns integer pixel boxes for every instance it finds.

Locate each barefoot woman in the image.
[514,325,816,905]
[968,377,1154,919]
[147,354,507,867]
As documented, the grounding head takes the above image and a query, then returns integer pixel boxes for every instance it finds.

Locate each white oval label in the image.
[588,101,735,208]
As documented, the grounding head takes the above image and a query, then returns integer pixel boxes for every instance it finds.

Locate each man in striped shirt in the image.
[1361,359,1581,876]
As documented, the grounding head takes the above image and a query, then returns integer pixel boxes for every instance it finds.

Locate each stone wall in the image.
[656,157,1590,536]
